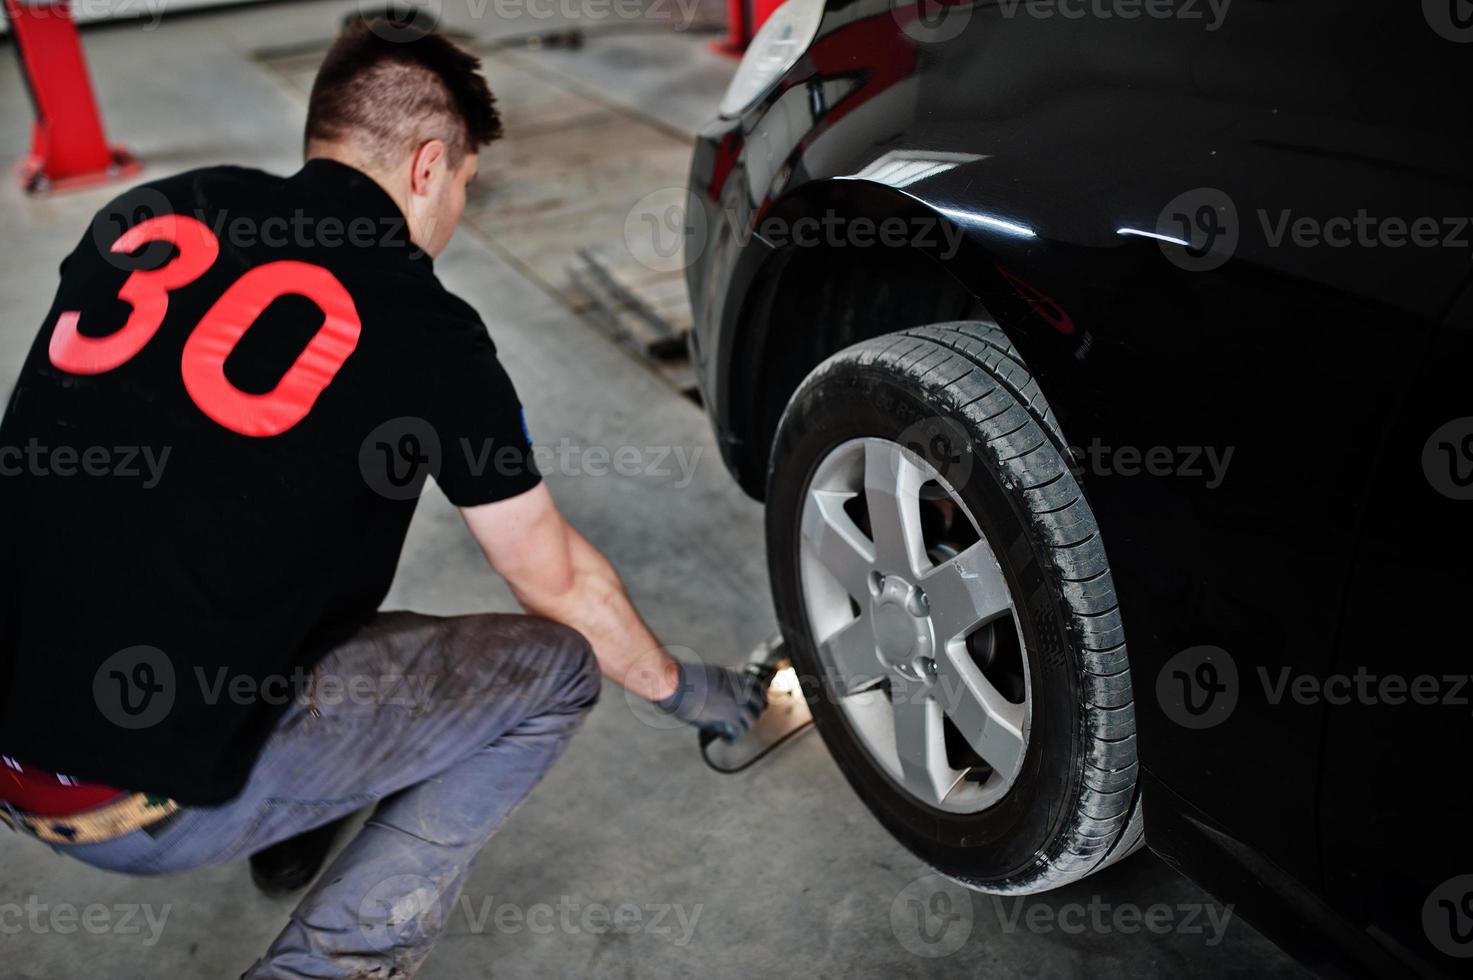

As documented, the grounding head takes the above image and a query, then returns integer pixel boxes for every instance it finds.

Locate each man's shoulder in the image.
[116,165,283,206]
[416,282,484,333]
[392,284,501,362]
[161,163,279,185]
[83,166,284,243]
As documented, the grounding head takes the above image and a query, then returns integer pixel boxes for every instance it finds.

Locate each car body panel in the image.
[686,2,1471,973]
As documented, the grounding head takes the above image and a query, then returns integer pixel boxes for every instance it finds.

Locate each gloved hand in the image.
[655,661,768,742]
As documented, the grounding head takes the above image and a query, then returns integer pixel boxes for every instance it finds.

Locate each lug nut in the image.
[907,590,929,617]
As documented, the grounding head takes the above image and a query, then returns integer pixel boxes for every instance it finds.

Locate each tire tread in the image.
[794,320,1142,895]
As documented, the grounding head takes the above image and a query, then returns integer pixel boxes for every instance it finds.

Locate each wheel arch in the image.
[715,178,1075,499]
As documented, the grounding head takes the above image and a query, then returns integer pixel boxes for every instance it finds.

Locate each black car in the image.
[682,1,1473,975]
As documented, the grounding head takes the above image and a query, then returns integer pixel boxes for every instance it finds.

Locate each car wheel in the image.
[765,320,1142,893]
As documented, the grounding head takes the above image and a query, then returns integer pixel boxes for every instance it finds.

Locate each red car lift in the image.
[714,0,785,56]
[3,0,140,193]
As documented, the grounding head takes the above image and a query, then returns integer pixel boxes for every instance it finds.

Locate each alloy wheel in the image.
[797,437,1031,814]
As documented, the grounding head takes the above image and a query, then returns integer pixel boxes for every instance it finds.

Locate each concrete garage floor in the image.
[0,3,1305,978]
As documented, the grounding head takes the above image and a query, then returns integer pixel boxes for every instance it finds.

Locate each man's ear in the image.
[408,139,447,198]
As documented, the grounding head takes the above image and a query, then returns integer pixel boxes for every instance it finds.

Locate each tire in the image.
[765,320,1141,893]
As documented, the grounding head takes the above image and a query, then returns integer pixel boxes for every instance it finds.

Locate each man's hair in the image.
[305,20,502,168]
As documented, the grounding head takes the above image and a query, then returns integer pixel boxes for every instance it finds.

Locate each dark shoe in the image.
[249,817,349,896]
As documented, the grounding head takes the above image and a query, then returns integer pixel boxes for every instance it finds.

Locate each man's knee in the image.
[542,621,600,714]
[449,614,599,715]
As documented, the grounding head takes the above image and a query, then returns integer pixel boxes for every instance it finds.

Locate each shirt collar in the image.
[287,158,426,263]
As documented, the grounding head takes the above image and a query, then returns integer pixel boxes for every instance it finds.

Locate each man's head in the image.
[305,21,502,257]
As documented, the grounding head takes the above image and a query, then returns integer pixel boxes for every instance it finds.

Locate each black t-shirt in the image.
[0,160,541,804]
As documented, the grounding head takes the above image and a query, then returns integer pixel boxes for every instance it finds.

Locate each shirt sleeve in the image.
[424,324,542,507]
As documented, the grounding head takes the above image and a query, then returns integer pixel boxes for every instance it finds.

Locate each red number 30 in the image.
[49,215,362,438]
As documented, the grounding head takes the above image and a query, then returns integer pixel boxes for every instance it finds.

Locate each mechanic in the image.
[0,21,764,979]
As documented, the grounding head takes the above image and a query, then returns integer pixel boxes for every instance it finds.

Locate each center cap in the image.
[870,574,935,680]
[873,604,916,660]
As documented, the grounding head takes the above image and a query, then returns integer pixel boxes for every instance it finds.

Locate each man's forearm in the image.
[508,528,679,702]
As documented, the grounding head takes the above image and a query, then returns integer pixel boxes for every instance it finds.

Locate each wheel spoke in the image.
[797,436,1034,815]
[920,539,1012,643]
[802,489,876,601]
[890,677,959,806]
[818,615,884,696]
[863,439,927,577]
[932,646,1026,782]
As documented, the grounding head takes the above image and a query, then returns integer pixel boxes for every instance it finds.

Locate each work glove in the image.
[655,661,768,742]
